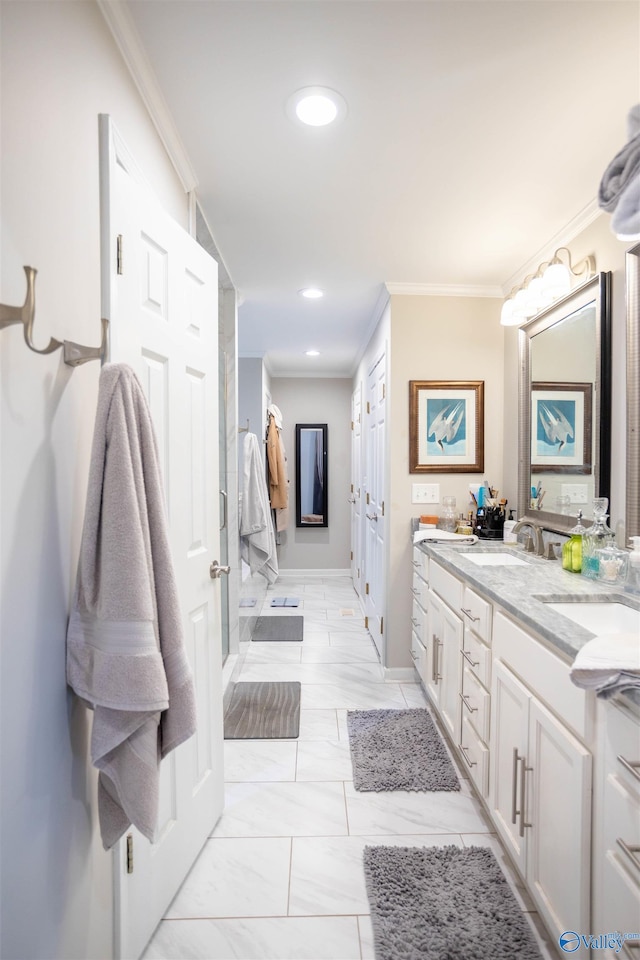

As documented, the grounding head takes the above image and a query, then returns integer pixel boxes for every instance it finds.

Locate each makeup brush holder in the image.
[474,506,505,540]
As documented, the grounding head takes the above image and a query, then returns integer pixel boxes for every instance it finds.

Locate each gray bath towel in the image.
[598,103,640,213]
[67,364,197,850]
[240,432,279,583]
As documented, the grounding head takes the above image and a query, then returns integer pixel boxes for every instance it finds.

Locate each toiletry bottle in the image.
[439,496,457,533]
[562,511,587,573]
[624,537,640,595]
[503,510,517,545]
[595,544,629,585]
[581,498,615,580]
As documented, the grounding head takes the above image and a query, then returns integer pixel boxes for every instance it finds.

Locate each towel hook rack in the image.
[0,265,109,366]
[238,419,250,434]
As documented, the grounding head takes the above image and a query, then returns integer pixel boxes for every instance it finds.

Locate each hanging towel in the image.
[240,432,279,583]
[66,363,197,850]
[569,633,640,698]
[413,529,478,545]
[598,103,640,214]
[267,403,284,430]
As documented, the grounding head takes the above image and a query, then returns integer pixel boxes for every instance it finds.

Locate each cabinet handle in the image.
[461,607,480,622]
[410,649,419,662]
[411,617,419,626]
[432,634,443,684]
[412,560,420,567]
[617,755,640,784]
[411,587,420,596]
[511,748,521,826]
[616,838,640,875]
[519,758,533,838]
[459,693,478,713]
[459,743,477,768]
[461,649,480,668]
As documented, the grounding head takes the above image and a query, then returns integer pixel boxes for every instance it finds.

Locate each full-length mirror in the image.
[518,273,611,533]
[295,423,328,528]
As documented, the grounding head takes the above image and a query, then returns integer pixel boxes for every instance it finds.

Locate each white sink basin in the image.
[465,553,530,567]
[543,601,640,636]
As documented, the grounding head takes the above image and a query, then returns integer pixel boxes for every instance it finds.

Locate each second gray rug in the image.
[224,682,301,739]
[347,708,460,791]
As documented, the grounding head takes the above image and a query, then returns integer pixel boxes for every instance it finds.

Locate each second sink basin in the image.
[540,600,640,636]
[465,553,530,567]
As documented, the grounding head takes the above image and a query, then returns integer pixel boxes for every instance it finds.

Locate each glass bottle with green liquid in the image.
[562,511,587,573]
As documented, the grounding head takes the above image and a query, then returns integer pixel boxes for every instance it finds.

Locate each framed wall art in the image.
[531,381,592,474]
[409,380,484,473]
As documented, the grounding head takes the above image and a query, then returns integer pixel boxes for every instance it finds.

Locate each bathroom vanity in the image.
[411,539,640,955]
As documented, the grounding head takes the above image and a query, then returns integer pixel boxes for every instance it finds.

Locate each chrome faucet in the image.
[512,519,546,557]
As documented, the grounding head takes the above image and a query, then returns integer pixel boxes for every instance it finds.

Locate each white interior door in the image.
[350,383,363,596]
[100,117,224,960]
[364,352,386,658]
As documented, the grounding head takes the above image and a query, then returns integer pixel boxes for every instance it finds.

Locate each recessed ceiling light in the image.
[286,86,347,127]
[299,287,324,299]
[305,350,320,357]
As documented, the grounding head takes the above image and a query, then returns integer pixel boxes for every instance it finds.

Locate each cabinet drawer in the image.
[412,547,429,582]
[430,561,463,612]
[411,599,425,638]
[461,586,492,644]
[461,628,491,689]
[411,628,426,675]
[461,666,490,743]
[411,569,429,610]
[459,714,489,797]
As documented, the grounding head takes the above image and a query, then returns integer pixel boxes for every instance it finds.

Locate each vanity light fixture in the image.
[286,86,347,127]
[299,287,324,299]
[500,247,596,326]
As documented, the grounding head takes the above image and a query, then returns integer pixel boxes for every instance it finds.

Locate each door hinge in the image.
[366,401,370,414]
[350,483,354,493]
[350,550,353,561]
[126,833,134,874]
[365,582,370,595]
[116,234,123,275]
[351,420,354,430]
[381,501,385,516]
[380,617,384,633]
[366,492,370,505]
[357,567,360,579]
[364,615,369,629]
[382,384,386,400]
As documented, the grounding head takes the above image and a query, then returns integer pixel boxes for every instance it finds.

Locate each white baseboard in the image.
[383,667,420,683]
[277,568,352,578]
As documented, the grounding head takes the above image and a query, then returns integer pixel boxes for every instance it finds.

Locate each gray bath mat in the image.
[364,845,543,960]
[223,682,301,739]
[347,708,460,791]
[251,615,304,641]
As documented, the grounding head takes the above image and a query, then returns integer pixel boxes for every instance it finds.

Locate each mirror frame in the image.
[295,423,328,528]
[627,243,640,540]
[517,272,612,534]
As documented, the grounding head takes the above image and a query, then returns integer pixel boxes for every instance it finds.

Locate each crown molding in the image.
[385,282,503,298]
[501,199,602,295]
[97,0,198,193]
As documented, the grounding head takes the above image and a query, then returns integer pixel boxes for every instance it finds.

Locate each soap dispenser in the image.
[624,537,640,595]
[562,511,587,573]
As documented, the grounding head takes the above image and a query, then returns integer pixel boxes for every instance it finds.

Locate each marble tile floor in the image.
[143,574,559,960]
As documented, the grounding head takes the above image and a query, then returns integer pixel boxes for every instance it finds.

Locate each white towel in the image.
[570,633,640,698]
[413,529,478,545]
[240,432,279,583]
[66,364,197,849]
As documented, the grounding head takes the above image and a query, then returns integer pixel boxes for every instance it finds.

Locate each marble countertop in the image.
[413,534,640,680]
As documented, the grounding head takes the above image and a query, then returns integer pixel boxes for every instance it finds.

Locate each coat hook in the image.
[0,265,109,366]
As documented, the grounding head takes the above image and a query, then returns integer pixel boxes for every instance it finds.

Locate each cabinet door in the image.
[527,698,592,940]
[490,660,530,874]
[425,590,443,708]
[439,602,463,743]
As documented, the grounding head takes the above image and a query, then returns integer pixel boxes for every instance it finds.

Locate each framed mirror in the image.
[518,273,612,534]
[295,423,328,528]
[627,244,640,540]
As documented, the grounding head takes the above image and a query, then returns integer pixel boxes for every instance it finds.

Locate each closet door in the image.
[364,351,387,658]
[350,383,363,598]
[100,116,224,960]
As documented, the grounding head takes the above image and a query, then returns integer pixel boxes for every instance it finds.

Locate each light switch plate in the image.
[412,483,440,504]
[561,483,588,504]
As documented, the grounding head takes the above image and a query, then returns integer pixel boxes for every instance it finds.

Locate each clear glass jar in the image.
[562,511,587,574]
[438,496,457,532]
[595,544,629,585]
[582,498,615,580]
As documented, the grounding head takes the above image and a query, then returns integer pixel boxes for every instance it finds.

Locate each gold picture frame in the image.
[409,380,484,473]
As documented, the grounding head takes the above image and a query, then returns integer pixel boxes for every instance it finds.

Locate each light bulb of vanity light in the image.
[511,288,529,323]
[500,298,519,326]
[524,275,551,314]
[299,287,324,299]
[542,261,571,301]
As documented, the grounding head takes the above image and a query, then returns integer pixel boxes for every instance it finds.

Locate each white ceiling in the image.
[124,0,639,376]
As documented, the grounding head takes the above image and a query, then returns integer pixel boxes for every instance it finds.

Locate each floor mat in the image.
[270,597,300,607]
[251,615,304,641]
[223,681,301,739]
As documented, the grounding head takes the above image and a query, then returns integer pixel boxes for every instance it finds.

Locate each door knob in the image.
[366,513,378,521]
[347,496,356,503]
[210,560,231,579]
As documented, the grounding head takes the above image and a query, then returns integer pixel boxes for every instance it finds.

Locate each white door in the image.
[100,118,224,960]
[364,353,386,656]
[350,383,363,596]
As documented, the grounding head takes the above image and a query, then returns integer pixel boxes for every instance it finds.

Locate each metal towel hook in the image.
[0,265,109,366]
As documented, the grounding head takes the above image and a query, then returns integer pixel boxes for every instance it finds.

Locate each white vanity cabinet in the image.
[459,585,493,796]
[592,697,640,955]
[410,548,429,681]
[426,561,463,742]
[491,612,592,942]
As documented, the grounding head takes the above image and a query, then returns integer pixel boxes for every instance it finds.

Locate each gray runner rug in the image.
[347,708,460,791]
[223,682,301,739]
[251,615,304,641]
[364,845,543,960]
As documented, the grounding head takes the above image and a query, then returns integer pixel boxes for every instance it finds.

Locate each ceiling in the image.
[124,0,639,376]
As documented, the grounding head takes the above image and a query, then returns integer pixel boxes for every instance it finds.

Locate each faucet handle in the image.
[523,534,535,553]
[545,540,561,560]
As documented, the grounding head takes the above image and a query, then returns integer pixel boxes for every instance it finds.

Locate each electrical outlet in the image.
[561,483,588,504]
[412,483,440,504]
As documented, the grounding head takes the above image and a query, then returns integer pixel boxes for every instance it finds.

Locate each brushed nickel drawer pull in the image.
[617,838,640,874]
[461,649,479,668]
[410,650,419,662]
[459,744,477,768]
[617,755,640,784]
[459,693,478,713]
[411,617,419,626]
[512,748,521,826]
[461,607,480,622]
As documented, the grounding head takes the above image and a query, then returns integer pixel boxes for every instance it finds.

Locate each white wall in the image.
[0,3,188,958]
[270,377,352,571]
